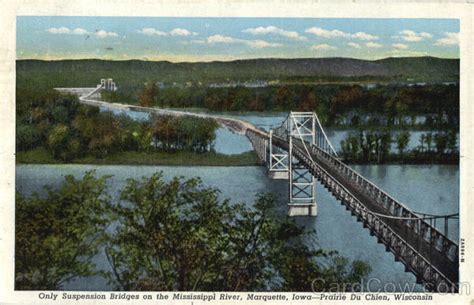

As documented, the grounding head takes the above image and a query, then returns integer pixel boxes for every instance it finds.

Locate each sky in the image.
[17,17,460,62]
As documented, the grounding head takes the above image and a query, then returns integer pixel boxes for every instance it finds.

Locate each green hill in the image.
[17,57,459,89]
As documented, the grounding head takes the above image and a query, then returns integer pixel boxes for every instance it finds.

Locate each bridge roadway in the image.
[72,92,458,291]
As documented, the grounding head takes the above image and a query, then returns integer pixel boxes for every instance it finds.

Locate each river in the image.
[15,111,459,292]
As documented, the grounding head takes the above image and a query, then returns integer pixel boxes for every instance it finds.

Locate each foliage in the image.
[104,174,371,291]
[16,123,42,151]
[139,82,159,107]
[16,172,372,291]
[152,115,218,152]
[16,84,220,162]
[341,130,392,163]
[340,130,458,164]
[15,171,110,289]
[395,131,410,156]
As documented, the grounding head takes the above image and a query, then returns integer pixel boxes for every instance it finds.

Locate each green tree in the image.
[395,131,410,157]
[340,133,360,161]
[104,173,371,291]
[418,134,426,153]
[16,123,42,151]
[434,132,448,155]
[446,130,458,154]
[15,171,110,289]
[47,124,70,160]
[425,132,433,153]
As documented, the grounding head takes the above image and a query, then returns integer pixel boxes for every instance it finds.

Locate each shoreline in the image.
[16,148,459,167]
[15,148,261,167]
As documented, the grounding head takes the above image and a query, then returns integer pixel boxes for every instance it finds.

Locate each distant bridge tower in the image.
[100,78,117,92]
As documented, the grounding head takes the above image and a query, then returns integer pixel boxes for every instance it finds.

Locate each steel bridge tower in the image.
[268,112,318,216]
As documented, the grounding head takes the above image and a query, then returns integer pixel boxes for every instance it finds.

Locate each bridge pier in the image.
[288,203,317,217]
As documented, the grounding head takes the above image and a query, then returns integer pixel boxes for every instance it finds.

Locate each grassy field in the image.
[16,148,260,166]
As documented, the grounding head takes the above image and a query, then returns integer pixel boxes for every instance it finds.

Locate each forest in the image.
[339,129,458,164]
[16,86,220,162]
[104,81,459,130]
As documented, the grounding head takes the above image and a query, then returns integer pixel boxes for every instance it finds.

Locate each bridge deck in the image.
[271,135,458,287]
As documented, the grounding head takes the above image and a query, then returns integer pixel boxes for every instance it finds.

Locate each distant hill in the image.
[16,57,459,89]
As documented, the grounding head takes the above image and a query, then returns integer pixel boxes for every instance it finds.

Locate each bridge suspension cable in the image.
[367,210,459,221]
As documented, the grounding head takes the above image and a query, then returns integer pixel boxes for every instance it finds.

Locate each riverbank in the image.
[16,148,260,166]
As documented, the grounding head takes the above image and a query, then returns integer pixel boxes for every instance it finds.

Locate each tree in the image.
[418,134,426,153]
[434,132,448,156]
[340,134,360,161]
[139,82,159,107]
[104,173,371,291]
[425,132,433,153]
[446,130,458,154]
[47,124,70,160]
[395,131,410,157]
[378,132,392,163]
[16,123,42,151]
[15,171,110,290]
[300,90,318,111]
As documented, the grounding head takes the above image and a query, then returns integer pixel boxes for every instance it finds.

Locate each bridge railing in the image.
[310,143,459,263]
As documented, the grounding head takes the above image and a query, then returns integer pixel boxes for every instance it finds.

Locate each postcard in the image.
[1,0,473,304]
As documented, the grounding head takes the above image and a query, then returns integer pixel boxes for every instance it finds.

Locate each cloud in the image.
[420,32,433,38]
[434,32,459,46]
[247,40,281,49]
[305,27,378,41]
[46,27,118,38]
[170,28,197,36]
[47,27,88,35]
[348,42,361,49]
[138,28,168,36]
[310,44,337,50]
[207,34,237,44]
[138,27,198,37]
[206,34,281,48]
[365,42,382,48]
[72,28,88,35]
[352,32,379,41]
[242,26,307,41]
[392,43,409,49]
[305,27,350,39]
[95,30,118,38]
[397,30,433,42]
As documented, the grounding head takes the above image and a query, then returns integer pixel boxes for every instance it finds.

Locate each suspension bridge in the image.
[55,79,460,293]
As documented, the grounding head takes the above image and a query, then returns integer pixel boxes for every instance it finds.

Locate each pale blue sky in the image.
[17,17,460,62]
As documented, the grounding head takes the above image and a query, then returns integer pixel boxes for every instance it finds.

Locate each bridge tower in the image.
[287,112,317,216]
[268,112,317,216]
[100,78,117,92]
